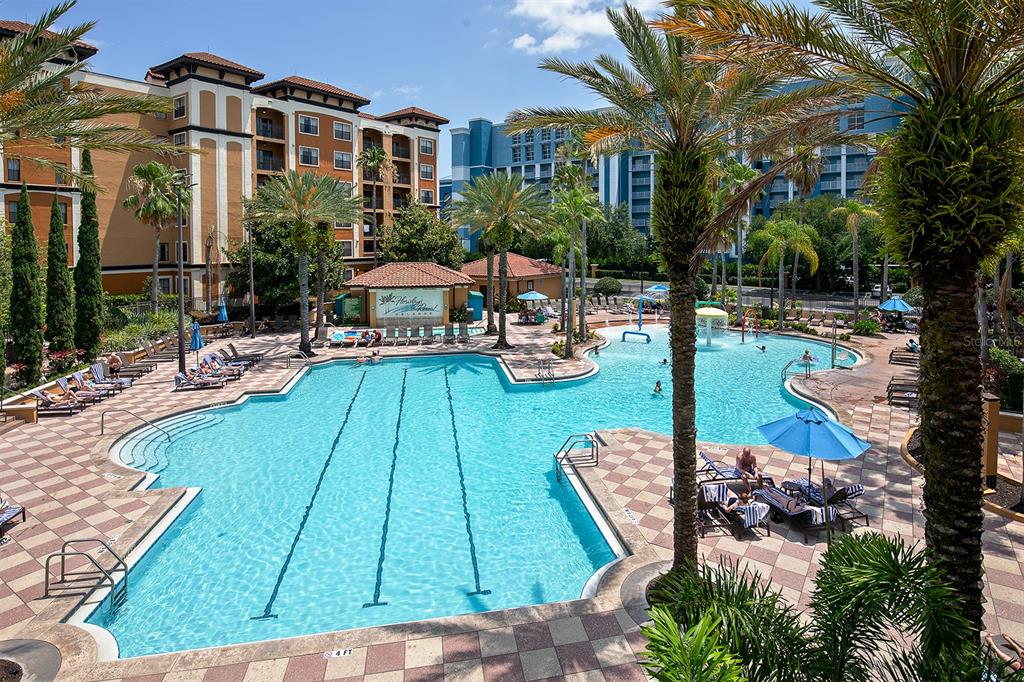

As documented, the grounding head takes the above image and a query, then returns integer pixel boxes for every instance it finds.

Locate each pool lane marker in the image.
[363,368,408,608]
[251,371,367,621]
[444,367,490,597]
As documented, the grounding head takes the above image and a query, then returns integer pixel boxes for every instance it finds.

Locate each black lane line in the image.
[444,367,490,596]
[363,368,408,608]
[251,371,367,620]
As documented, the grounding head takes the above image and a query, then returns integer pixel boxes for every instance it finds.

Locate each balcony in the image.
[392,145,410,159]
[256,121,285,139]
[393,198,411,210]
[395,174,411,186]
[632,162,652,172]
[363,197,384,209]
[256,156,284,172]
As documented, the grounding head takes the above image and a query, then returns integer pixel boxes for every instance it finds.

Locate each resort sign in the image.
[376,289,442,320]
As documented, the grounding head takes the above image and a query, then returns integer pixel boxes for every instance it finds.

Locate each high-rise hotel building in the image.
[1,23,446,301]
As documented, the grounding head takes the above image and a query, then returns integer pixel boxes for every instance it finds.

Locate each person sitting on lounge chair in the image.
[41,389,75,404]
[736,447,764,493]
[360,330,372,346]
[107,353,123,377]
[372,329,383,345]
[722,491,751,512]
[906,338,920,353]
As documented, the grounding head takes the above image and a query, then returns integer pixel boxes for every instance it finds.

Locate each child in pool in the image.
[654,380,663,395]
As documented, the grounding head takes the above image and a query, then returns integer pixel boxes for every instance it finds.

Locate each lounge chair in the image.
[327,330,347,347]
[29,389,81,415]
[143,341,176,361]
[781,478,868,530]
[697,451,775,487]
[273,315,283,332]
[202,355,242,379]
[407,327,421,346]
[55,377,105,403]
[0,502,26,543]
[381,327,396,346]
[72,371,120,396]
[90,363,133,388]
[227,343,263,362]
[214,350,252,370]
[420,325,435,345]
[443,323,456,344]
[542,305,560,320]
[753,486,838,543]
[457,322,470,343]
[692,482,771,539]
[174,372,226,391]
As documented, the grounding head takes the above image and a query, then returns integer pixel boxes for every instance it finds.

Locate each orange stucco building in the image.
[1,24,447,305]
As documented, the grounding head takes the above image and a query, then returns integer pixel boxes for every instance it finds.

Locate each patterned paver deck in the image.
[0,325,1021,680]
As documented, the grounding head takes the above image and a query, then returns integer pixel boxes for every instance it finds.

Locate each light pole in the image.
[247,223,256,339]
[204,234,214,313]
[174,172,189,374]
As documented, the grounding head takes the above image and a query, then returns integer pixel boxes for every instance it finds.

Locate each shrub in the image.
[98,310,178,353]
[596,269,626,279]
[989,347,1024,409]
[902,286,923,308]
[852,319,882,336]
[9,185,44,383]
[551,340,565,357]
[74,149,104,357]
[694,276,709,300]
[784,322,818,336]
[449,305,469,323]
[593,276,622,299]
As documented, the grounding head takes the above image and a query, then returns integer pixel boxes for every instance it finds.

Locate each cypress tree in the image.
[45,194,75,353]
[9,185,44,383]
[74,149,103,357]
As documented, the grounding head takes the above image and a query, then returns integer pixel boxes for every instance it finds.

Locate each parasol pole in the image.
[822,459,832,543]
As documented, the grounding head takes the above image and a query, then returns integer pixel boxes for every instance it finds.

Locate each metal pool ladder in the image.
[287,350,313,368]
[44,538,128,615]
[535,359,554,381]
[554,433,600,482]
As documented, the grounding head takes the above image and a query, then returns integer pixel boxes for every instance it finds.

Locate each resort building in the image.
[461,252,565,302]
[443,95,899,252]
[342,261,473,328]
[0,25,446,303]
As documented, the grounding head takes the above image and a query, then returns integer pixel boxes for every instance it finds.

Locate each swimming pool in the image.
[90,327,854,657]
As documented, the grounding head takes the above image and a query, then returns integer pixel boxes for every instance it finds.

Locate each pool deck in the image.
[0,325,1022,680]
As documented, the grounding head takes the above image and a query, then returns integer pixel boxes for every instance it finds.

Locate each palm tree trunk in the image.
[852,227,860,323]
[152,226,162,314]
[566,232,575,358]
[920,263,985,634]
[578,220,588,337]
[669,271,699,569]
[297,248,312,354]
[881,252,890,304]
[736,214,745,320]
[777,256,785,330]
[483,243,496,335]
[976,273,989,364]
[494,249,512,350]
[1000,252,1013,331]
[315,249,327,341]
[710,252,718,298]
[791,251,800,307]
[370,178,378,267]
[720,253,728,308]
[561,258,567,329]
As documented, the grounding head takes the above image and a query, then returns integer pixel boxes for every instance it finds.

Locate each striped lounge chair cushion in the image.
[700,482,729,502]
[0,506,24,524]
[737,502,769,528]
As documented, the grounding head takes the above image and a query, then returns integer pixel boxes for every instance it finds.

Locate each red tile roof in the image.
[0,19,97,54]
[462,252,563,280]
[346,262,474,288]
[149,52,265,79]
[253,76,370,106]
[376,106,449,125]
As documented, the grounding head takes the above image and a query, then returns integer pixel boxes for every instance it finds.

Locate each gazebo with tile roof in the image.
[344,262,474,327]
[462,252,565,302]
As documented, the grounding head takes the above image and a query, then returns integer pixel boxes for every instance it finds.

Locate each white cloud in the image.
[392,84,424,96]
[509,0,663,55]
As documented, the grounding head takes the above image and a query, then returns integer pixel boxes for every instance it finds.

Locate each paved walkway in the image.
[0,327,1021,680]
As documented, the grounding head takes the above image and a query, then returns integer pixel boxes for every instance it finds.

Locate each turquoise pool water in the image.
[91,327,854,657]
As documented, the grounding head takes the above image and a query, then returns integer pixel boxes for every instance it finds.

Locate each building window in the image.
[419,163,434,180]
[299,146,319,167]
[298,115,319,135]
[555,128,564,140]
[335,220,352,228]
[525,146,535,162]
[158,276,172,295]
[848,108,865,131]
[173,95,186,119]
[512,147,521,163]
[55,164,68,185]
[7,201,17,223]
[340,241,353,257]
[540,129,551,142]
[334,151,352,170]
[525,130,534,143]
[159,241,189,262]
[54,135,66,144]
[6,158,20,182]
[334,121,352,141]
[541,144,551,160]
[58,203,68,224]
[527,280,535,291]
[344,268,354,281]
[420,189,434,204]
[510,133,520,145]
[173,132,187,146]
[419,138,434,156]
[363,239,375,254]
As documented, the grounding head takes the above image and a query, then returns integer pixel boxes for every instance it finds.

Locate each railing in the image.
[100,409,171,441]
[553,433,600,482]
[535,359,554,380]
[255,122,285,139]
[363,198,384,209]
[286,350,312,368]
[395,174,411,185]
[391,145,410,158]
[44,538,128,616]
[256,157,284,172]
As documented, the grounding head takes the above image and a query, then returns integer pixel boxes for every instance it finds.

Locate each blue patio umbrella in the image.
[646,284,670,293]
[517,291,548,301]
[758,407,871,538]
[188,320,205,367]
[217,299,229,322]
[878,297,913,312]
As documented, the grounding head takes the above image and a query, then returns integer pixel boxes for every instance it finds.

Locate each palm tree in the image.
[123,161,191,314]
[787,147,825,304]
[645,532,1013,682]
[829,200,879,324]
[312,202,362,343]
[2,2,178,189]
[663,0,1024,631]
[244,171,360,355]
[750,219,818,329]
[718,160,758,317]
[357,145,397,265]
[508,5,844,570]
[450,173,550,350]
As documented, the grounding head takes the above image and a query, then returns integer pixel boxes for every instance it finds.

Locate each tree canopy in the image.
[379,202,465,269]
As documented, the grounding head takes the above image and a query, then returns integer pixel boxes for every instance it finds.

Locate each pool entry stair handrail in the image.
[44,538,128,616]
[286,350,312,368]
[781,358,811,381]
[621,330,651,343]
[100,409,171,441]
[535,359,554,381]
[554,433,600,483]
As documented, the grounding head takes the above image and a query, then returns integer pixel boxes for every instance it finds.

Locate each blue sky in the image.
[18,0,815,177]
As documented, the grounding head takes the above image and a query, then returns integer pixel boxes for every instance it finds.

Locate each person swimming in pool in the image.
[654,380,663,395]
[661,358,668,365]
[757,345,766,353]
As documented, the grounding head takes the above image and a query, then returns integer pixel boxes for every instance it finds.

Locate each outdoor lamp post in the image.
[204,234,214,313]
[247,223,256,339]
[174,172,195,374]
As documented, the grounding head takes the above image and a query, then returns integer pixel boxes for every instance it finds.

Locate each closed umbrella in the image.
[757,407,871,539]
[878,297,913,312]
[188,320,205,367]
[217,299,229,322]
